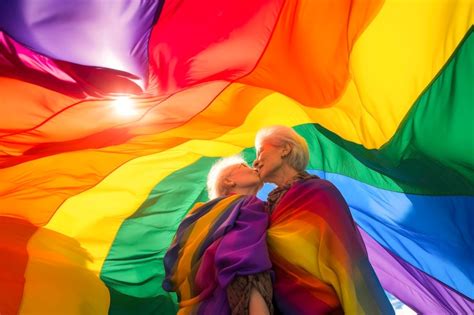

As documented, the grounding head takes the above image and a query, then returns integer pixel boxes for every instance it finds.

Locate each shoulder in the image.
[237,195,268,219]
[203,195,264,210]
[298,177,339,193]
[288,177,347,205]
[239,195,265,209]
[187,195,238,216]
[189,195,265,217]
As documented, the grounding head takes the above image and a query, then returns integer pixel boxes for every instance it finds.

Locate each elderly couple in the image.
[163,126,393,315]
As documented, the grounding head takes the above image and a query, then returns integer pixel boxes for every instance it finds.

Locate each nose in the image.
[253,159,261,169]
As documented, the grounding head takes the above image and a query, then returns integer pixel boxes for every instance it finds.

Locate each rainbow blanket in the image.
[267,178,394,315]
[163,195,271,314]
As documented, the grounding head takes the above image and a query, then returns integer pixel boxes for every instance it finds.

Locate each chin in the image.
[258,172,271,183]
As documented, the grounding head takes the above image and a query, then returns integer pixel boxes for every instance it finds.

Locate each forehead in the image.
[257,141,276,153]
[225,163,244,174]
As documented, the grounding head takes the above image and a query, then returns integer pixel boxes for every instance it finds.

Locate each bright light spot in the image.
[101,51,125,73]
[395,304,417,315]
[112,96,137,117]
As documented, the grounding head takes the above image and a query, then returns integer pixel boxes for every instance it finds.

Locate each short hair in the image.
[255,125,309,172]
[207,155,247,199]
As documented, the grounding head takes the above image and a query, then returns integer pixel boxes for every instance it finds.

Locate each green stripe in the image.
[100,158,212,315]
[301,27,473,195]
[100,149,256,315]
[101,27,473,315]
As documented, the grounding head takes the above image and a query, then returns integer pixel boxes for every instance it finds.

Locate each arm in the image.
[214,196,272,287]
[214,196,274,315]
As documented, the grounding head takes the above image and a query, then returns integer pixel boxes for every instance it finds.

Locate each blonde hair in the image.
[207,155,247,199]
[255,125,309,172]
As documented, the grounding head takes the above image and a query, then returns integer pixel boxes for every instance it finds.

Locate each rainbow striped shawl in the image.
[163,195,271,314]
[268,178,394,315]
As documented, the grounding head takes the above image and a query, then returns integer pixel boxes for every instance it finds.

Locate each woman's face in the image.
[227,163,262,190]
[253,142,285,183]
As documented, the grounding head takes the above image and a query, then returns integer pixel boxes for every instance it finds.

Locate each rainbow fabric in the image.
[0,0,472,314]
[267,177,393,314]
[162,195,271,314]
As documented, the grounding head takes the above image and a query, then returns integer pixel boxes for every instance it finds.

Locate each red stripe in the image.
[0,217,38,315]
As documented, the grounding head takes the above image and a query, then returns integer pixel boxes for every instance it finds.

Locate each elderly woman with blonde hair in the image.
[163,155,273,315]
[254,125,394,315]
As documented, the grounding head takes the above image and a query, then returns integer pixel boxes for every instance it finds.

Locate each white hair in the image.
[207,155,247,199]
[255,125,309,172]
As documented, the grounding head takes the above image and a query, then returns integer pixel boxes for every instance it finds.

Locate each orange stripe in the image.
[0,80,230,225]
[239,0,383,107]
[0,78,228,158]
[0,81,269,226]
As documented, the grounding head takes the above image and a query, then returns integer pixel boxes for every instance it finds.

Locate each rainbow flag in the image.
[0,0,472,314]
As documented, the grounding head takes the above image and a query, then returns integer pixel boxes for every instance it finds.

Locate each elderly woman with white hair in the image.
[253,125,394,315]
[163,155,274,315]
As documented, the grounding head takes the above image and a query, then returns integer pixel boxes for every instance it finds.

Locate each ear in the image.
[281,143,292,158]
[223,177,236,188]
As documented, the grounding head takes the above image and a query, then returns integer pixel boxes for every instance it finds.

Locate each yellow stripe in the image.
[44,144,242,273]
[19,228,110,314]
[17,83,313,312]
[304,0,473,148]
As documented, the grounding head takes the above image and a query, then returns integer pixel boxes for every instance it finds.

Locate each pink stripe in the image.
[0,31,141,97]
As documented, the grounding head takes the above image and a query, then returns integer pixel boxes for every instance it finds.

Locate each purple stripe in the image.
[360,228,474,314]
[0,0,160,84]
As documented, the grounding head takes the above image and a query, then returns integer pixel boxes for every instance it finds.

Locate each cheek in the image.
[260,151,272,164]
[238,174,258,186]
[247,171,260,181]
[262,154,280,173]
[247,175,260,184]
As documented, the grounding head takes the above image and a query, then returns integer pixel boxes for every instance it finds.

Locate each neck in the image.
[270,164,300,187]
